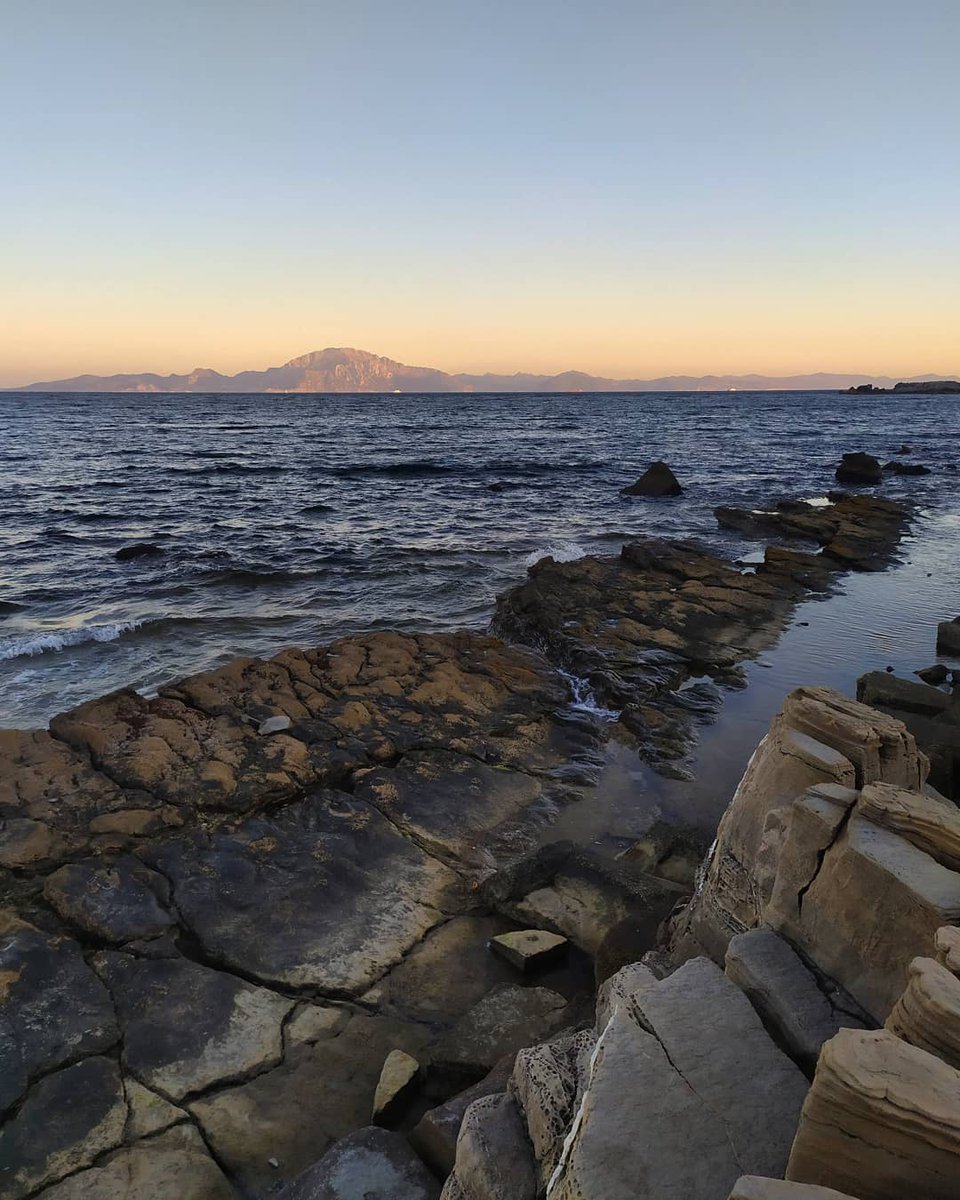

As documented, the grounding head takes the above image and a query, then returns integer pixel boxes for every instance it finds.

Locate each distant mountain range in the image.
[10,347,960,394]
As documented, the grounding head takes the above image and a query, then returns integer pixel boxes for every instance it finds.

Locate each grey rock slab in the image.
[354,749,553,871]
[724,929,864,1074]
[189,1009,431,1196]
[0,1057,126,1200]
[410,1054,515,1178]
[447,1092,537,1200]
[35,1124,237,1200]
[142,790,458,995]
[633,957,808,1179]
[42,854,175,943]
[96,951,293,1101]
[489,929,567,972]
[430,984,568,1085]
[0,912,117,1115]
[550,1005,743,1200]
[272,1126,440,1200]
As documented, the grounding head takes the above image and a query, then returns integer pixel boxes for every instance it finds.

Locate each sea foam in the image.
[0,620,143,661]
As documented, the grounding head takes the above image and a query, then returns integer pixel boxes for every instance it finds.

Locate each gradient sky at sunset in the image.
[2,0,958,387]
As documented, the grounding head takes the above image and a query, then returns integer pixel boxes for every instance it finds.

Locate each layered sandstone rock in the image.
[786,1029,960,1199]
[885,955,960,1069]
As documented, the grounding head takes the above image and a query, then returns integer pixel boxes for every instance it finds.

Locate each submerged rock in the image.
[115,541,163,560]
[621,460,682,496]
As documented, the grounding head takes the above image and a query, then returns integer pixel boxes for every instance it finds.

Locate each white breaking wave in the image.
[0,620,143,662]
[524,541,587,568]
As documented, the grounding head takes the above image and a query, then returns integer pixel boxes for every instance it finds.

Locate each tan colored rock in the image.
[787,1029,960,1199]
[0,817,58,867]
[857,781,960,870]
[936,925,960,975]
[673,688,926,962]
[372,1049,420,1125]
[885,955,960,1069]
[729,1179,861,1199]
[88,808,166,836]
[36,1124,237,1200]
[284,1004,351,1048]
[771,810,960,1021]
[125,1078,188,1139]
[489,929,567,972]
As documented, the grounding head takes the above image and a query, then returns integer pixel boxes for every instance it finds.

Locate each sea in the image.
[1,390,958,733]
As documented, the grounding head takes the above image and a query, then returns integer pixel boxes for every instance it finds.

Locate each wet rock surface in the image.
[494,494,907,773]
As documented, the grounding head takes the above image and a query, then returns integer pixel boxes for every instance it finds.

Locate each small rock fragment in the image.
[258,714,293,735]
[489,929,568,972]
[372,1048,420,1125]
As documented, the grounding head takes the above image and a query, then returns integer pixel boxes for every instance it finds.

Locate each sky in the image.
[1,0,958,386]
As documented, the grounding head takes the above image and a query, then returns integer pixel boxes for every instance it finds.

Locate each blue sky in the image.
[2,0,958,383]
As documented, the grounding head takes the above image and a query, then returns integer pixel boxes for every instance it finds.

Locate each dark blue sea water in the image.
[1,390,958,728]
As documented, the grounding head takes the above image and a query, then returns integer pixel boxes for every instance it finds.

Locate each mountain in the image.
[10,347,959,393]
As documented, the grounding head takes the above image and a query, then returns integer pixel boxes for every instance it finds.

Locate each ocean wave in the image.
[0,620,143,661]
[524,542,588,567]
[331,460,456,478]
[170,462,287,476]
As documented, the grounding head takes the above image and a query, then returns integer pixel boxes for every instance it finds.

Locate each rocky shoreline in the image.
[3,484,960,1199]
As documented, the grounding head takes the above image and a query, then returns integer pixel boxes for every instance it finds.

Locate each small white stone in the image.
[258,715,292,736]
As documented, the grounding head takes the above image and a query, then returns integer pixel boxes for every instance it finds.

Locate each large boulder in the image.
[621,460,682,496]
[835,452,881,485]
[729,1180,861,1199]
[786,1029,960,1199]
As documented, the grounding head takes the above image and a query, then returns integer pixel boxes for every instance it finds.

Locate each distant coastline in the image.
[846,379,960,394]
[8,346,960,395]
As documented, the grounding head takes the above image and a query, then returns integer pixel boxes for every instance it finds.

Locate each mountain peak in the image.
[10,352,959,394]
